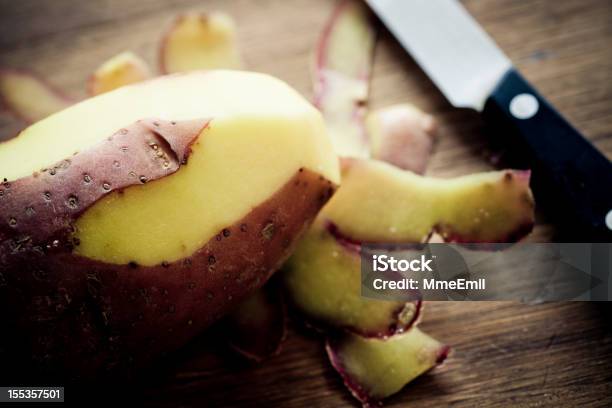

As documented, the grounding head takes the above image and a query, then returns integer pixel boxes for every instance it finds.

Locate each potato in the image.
[160,13,243,74]
[88,51,151,96]
[283,158,534,336]
[312,0,375,158]
[0,69,73,123]
[325,158,534,243]
[327,327,449,406]
[225,282,286,362]
[366,104,437,174]
[0,70,339,379]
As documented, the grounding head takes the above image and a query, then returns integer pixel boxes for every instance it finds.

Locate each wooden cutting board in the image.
[1,0,611,406]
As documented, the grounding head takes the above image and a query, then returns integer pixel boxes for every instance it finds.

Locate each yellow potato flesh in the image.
[284,225,410,334]
[0,71,339,266]
[324,159,532,242]
[90,51,151,95]
[162,13,242,73]
[335,327,444,399]
[0,71,71,122]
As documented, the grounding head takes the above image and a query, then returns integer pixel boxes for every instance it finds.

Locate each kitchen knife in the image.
[366,0,612,240]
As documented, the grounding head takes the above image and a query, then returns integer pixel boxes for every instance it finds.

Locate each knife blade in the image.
[366,0,612,240]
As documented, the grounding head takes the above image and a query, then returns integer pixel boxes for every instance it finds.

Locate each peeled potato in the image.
[0,70,339,379]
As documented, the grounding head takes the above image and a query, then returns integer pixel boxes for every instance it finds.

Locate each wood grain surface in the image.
[1,0,611,406]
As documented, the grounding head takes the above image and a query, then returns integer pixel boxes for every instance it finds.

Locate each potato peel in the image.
[159,12,243,74]
[284,221,422,338]
[88,51,151,96]
[327,158,535,244]
[285,157,534,403]
[326,327,449,407]
[225,281,287,363]
[366,104,437,174]
[313,0,376,158]
[0,69,73,123]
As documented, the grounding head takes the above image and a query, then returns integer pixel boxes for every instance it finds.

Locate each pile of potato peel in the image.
[0,1,535,406]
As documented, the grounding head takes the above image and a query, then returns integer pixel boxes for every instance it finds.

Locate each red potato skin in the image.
[0,119,337,380]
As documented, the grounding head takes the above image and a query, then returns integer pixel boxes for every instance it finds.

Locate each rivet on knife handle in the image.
[483,69,612,240]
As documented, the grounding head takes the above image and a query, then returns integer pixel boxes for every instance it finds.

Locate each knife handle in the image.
[483,68,612,240]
